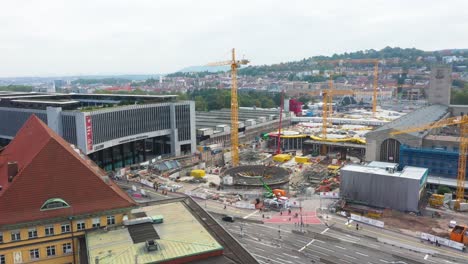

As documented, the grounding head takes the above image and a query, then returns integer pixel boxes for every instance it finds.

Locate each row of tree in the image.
[93,88,283,111]
[187,89,282,111]
[0,85,33,92]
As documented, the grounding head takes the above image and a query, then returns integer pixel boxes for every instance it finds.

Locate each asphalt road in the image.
[218,216,468,264]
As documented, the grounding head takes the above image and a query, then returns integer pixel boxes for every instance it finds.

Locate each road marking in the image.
[255,247,265,252]
[336,220,468,260]
[304,247,329,256]
[424,254,429,260]
[367,243,380,249]
[340,259,352,264]
[320,227,330,234]
[298,239,315,252]
[275,257,294,264]
[243,210,258,219]
[344,255,357,260]
[252,254,283,264]
[310,244,334,253]
[253,223,292,233]
[315,239,325,244]
[335,245,347,250]
[245,238,277,248]
[282,253,299,259]
[355,251,369,257]
[379,260,389,263]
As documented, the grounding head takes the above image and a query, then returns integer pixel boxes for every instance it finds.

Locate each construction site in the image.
[110,52,468,255]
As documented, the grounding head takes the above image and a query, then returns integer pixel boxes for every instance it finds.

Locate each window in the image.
[63,243,73,254]
[61,223,71,233]
[30,248,40,260]
[76,221,85,231]
[40,198,70,211]
[0,254,4,264]
[11,230,21,241]
[45,226,54,236]
[0,232,3,243]
[46,245,56,257]
[92,218,100,228]
[106,215,115,225]
[28,228,38,239]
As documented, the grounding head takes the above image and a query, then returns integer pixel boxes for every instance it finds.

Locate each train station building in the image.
[0,92,196,171]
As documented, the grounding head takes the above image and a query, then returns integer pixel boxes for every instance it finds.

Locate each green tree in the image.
[194,96,207,111]
[0,85,33,92]
[437,185,452,195]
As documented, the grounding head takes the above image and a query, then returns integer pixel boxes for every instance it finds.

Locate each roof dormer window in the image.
[40,198,70,211]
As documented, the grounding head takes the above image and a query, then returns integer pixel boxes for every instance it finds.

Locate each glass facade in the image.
[89,135,172,171]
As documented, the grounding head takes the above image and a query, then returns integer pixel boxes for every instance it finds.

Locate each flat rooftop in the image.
[0,92,178,110]
[87,201,223,264]
[342,164,427,180]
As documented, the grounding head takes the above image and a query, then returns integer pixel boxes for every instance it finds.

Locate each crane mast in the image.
[391,115,468,205]
[276,90,284,155]
[230,49,240,166]
[207,49,249,167]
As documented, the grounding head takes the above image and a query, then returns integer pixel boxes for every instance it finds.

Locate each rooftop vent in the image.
[145,240,159,252]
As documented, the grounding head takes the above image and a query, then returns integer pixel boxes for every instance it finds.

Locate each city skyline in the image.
[1,0,467,77]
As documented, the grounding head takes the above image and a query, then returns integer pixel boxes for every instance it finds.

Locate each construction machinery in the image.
[450,225,468,246]
[428,193,445,208]
[390,115,468,209]
[275,90,285,155]
[207,49,249,166]
[259,178,286,198]
[319,59,380,115]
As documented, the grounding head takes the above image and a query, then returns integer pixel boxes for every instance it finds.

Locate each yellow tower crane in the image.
[319,59,381,116]
[207,49,249,166]
[390,116,468,209]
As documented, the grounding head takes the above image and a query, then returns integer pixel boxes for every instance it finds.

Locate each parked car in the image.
[222,215,235,222]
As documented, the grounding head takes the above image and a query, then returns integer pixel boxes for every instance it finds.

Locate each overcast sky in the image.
[1,0,467,77]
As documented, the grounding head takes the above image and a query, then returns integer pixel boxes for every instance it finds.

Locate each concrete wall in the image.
[340,168,421,212]
[427,65,451,106]
[365,128,423,162]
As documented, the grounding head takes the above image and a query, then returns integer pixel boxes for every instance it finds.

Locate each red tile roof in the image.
[0,115,136,226]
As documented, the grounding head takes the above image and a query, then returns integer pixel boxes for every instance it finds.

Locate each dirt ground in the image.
[380,209,466,238]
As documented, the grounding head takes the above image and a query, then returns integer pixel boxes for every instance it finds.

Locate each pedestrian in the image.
[356,223,359,230]
[224,205,227,210]
[289,217,291,222]
[262,214,265,219]
[288,209,291,215]
[280,211,282,216]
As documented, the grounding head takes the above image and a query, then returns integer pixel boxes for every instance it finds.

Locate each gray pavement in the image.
[215,212,468,264]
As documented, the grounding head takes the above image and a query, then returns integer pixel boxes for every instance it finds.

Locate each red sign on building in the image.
[85,116,93,151]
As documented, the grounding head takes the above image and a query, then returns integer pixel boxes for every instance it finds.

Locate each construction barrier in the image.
[184,190,208,200]
[140,179,154,188]
[350,214,384,228]
[234,202,256,210]
[420,232,465,251]
[319,192,340,199]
